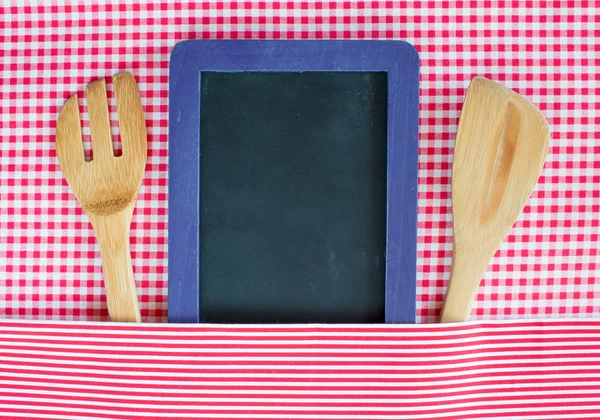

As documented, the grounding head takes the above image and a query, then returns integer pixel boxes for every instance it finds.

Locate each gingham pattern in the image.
[0,1,598,323]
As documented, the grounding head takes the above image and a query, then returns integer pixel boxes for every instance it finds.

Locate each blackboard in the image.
[167,40,419,324]
[199,71,387,323]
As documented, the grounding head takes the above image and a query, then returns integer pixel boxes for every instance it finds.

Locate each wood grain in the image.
[56,72,147,322]
[440,77,549,323]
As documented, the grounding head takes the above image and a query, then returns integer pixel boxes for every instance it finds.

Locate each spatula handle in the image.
[439,245,489,323]
[90,204,141,322]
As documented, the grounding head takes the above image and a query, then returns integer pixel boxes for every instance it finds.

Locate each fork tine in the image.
[86,79,114,160]
[56,95,85,175]
[113,72,147,161]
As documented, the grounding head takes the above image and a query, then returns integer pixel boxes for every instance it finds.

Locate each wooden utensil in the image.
[56,72,147,322]
[440,77,549,323]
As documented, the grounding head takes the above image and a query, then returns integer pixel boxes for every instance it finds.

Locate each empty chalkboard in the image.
[168,40,419,324]
[200,71,387,323]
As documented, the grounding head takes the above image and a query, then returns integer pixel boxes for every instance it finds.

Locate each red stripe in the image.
[0,326,599,340]
[0,350,599,368]
[1,335,599,349]
[3,384,600,400]
[1,320,599,333]
[1,389,600,408]
[0,399,599,416]
[0,414,599,420]
[1,358,600,375]
[0,343,598,358]
[2,376,600,392]
[2,331,600,350]
[7,367,594,383]
[1,372,599,388]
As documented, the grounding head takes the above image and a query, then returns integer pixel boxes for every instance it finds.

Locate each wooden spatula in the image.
[440,77,549,323]
[56,72,147,322]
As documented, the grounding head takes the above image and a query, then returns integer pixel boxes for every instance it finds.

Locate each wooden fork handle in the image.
[89,203,141,323]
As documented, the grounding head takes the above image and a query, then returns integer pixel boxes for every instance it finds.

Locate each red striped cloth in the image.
[0,319,599,419]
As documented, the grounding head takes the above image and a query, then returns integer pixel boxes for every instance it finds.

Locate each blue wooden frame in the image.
[168,40,419,323]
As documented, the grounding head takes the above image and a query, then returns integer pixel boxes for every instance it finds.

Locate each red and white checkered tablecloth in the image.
[0,1,598,324]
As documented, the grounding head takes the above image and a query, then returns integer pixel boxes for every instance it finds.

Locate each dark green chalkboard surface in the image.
[199,72,388,323]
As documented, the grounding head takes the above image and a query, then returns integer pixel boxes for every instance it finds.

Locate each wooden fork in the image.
[56,72,147,322]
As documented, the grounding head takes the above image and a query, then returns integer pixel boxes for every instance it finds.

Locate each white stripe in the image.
[5,414,595,420]
[0,414,108,420]
[0,320,597,336]
[0,362,596,378]
[0,403,599,419]
[3,394,600,411]
[5,413,599,420]
[472,416,600,420]
[1,340,598,353]
[1,378,596,395]
[1,354,597,371]
[0,320,600,338]
[0,317,596,328]
[5,412,600,420]
[0,347,598,363]
[0,325,598,338]
[0,332,598,345]
[0,371,598,386]
[3,387,600,404]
